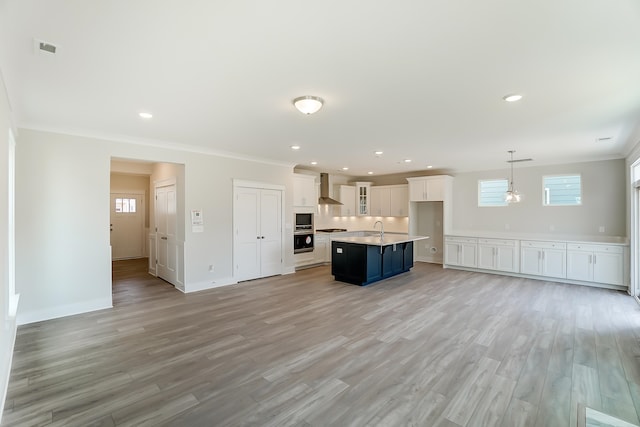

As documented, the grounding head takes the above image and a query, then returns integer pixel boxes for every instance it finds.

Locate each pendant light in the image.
[505,150,522,203]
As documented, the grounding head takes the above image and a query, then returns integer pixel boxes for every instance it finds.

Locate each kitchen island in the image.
[331,234,429,285]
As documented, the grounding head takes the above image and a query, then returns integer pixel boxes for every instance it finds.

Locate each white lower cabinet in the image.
[520,241,566,279]
[567,244,624,285]
[314,235,330,264]
[444,237,477,267]
[477,238,518,273]
[442,234,627,289]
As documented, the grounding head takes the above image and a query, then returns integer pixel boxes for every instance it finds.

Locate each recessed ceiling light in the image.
[503,94,523,102]
[341,167,349,171]
[367,171,374,175]
[403,159,412,163]
[290,145,301,150]
[310,161,318,165]
[374,151,383,156]
[138,112,153,119]
[426,165,433,169]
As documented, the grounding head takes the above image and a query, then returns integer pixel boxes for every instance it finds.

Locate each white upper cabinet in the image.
[355,182,371,216]
[335,185,356,216]
[293,174,317,208]
[370,186,388,217]
[406,176,451,202]
[369,185,408,217]
[389,185,409,216]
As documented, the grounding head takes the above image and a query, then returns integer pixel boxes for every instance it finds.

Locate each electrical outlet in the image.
[599,226,605,233]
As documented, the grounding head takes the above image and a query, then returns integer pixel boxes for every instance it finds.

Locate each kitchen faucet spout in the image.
[373,220,384,239]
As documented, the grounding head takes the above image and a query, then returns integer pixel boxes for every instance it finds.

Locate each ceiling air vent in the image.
[34,39,58,55]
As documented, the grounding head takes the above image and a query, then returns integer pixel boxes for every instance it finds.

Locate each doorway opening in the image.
[110,158,185,296]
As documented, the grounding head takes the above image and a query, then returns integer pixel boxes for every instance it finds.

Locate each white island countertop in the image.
[330,234,429,245]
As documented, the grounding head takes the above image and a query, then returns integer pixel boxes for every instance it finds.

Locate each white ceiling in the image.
[1,0,640,176]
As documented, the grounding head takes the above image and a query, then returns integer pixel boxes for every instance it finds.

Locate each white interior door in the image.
[235,187,261,281]
[155,182,177,285]
[260,189,282,277]
[110,193,144,260]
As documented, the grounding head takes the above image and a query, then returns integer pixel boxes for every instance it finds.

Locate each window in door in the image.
[115,198,137,213]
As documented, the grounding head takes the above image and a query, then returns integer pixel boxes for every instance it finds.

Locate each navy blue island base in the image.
[331,240,414,286]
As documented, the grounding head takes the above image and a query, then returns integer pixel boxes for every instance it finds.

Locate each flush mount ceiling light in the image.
[505,150,522,204]
[503,94,523,102]
[293,96,324,115]
[138,112,153,119]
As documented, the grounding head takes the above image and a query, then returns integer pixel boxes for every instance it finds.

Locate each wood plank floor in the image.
[4,259,640,426]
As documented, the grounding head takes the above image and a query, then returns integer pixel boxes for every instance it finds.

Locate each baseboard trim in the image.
[442,264,627,291]
[185,277,237,293]
[0,295,19,426]
[16,296,113,325]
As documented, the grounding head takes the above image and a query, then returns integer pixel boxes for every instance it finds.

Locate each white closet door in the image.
[260,189,282,277]
[234,186,282,281]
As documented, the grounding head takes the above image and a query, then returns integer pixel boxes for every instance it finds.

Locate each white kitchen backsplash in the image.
[314,205,409,233]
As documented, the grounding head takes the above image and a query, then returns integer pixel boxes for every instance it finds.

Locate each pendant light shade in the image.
[293,96,324,115]
[505,150,522,203]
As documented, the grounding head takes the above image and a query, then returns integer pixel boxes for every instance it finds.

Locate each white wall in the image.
[0,70,18,423]
[15,129,295,323]
[451,159,626,237]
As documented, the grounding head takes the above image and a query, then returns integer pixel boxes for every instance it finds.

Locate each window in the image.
[543,175,581,206]
[478,179,508,207]
[115,198,137,213]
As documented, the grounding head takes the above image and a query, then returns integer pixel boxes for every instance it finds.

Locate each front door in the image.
[110,193,144,260]
[155,182,177,285]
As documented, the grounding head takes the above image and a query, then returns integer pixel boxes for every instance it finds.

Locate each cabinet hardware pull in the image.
[593,255,596,264]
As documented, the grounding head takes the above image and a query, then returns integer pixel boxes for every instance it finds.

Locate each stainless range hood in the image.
[318,173,342,205]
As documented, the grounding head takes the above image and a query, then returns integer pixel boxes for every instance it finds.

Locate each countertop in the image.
[447,230,629,245]
[331,234,429,245]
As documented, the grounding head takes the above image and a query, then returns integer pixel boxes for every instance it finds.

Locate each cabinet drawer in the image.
[567,243,624,254]
[521,241,566,250]
[445,237,478,244]
[478,238,517,247]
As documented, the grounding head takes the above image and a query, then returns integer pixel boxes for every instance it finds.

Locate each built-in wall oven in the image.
[294,213,314,253]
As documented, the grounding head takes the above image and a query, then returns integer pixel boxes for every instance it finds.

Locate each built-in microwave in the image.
[295,213,313,233]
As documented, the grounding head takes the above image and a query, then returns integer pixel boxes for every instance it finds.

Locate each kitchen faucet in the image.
[374,220,384,240]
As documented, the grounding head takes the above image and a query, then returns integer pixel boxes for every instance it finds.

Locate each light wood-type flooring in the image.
[4,259,640,426]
